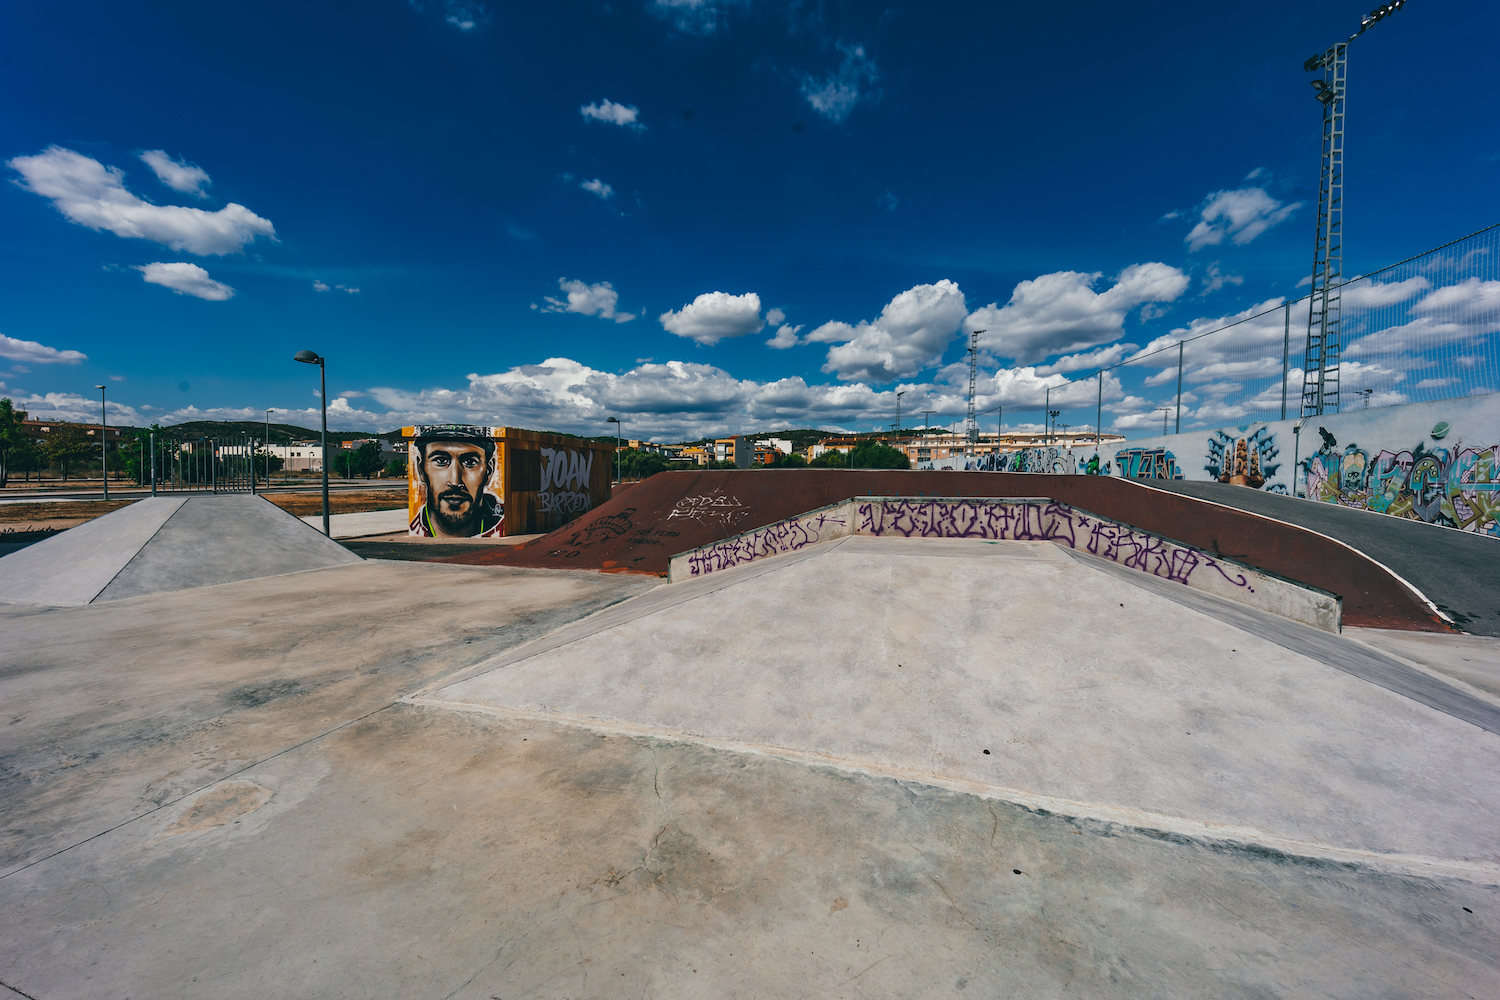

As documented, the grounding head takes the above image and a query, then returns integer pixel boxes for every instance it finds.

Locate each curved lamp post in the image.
[95,384,108,500]
[606,416,622,486]
[293,351,330,536]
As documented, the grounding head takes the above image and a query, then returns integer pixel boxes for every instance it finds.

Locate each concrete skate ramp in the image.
[418,536,1500,874]
[0,494,360,606]
[443,469,1449,631]
[1134,479,1500,637]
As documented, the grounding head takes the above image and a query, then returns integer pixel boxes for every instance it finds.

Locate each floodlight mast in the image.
[1300,0,1408,417]
[964,329,984,453]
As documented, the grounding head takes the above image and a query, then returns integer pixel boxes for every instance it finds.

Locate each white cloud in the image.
[766,308,786,326]
[580,178,614,199]
[134,262,236,301]
[8,146,275,255]
[410,0,490,31]
[1200,263,1244,295]
[1033,343,1137,376]
[816,280,968,382]
[138,150,211,198]
[877,190,898,212]
[0,333,86,364]
[660,291,764,345]
[799,42,879,123]
[542,278,636,323]
[1345,278,1500,359]
[1339,275,1431,309]
[1184,187,1300,251]
[313,280,331,292]
[648,0,746,35]
[581,100,642,129]
[1415,377,1458,390]
[766,324,803,349]
[964,263,1188,365]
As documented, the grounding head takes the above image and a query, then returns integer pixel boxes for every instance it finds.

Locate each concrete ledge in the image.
[669,496,1343,632]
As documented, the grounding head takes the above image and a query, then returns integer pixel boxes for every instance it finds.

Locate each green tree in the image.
[809,450,847,468]
[618,448,674,480]
[849,441,910,469]
[761,450,807,468]
[0,398,28,487]
[9,441,42,483]
[383,458,407,478]
[355,441,383,478]
[42,423,93,480]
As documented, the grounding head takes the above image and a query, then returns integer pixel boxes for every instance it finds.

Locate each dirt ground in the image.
[261,489,405,517]
[0,490,404,536]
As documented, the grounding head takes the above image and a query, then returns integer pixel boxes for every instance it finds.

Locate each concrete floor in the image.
[1,550,1497,998]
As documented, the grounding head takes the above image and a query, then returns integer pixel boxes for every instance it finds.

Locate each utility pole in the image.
[1301,0,1408,417]
[964,330,984,454]
[894,390,906,437]
[922,410,933,434]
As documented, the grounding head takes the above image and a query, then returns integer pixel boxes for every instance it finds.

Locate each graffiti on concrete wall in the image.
[855,498,1252,591]
[1303,424,1500,535]
[538,447,594,518]
[667,492,753,529]
[1114,447,1180,480]
[1207,427,1282,491]
[682,507,850,577]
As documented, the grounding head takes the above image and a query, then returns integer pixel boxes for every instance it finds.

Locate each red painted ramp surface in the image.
[443,470,1448,632]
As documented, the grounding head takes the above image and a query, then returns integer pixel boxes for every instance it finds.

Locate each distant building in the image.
[713,436,752,469]
[18,420,124,451]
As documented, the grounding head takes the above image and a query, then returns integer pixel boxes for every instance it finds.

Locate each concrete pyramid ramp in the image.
[0,495,360,606]
[416,534,1500,876]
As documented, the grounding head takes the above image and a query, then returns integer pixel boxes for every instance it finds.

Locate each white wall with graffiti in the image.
[1059,393,1499,536]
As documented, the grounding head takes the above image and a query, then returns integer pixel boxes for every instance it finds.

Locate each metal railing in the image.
[147,434,260,494]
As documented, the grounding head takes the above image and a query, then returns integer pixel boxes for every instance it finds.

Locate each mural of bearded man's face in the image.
[420,440,492,536]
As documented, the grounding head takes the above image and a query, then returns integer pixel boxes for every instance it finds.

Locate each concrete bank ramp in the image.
[415,535,1500,877]
[0,494,360,606]
[440,469,1449,631]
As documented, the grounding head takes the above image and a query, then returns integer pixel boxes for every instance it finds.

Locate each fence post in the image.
[250,437,257,495]
[1096,372,1103,447]
[1281,301,1291,421]
[150,432,156,496]
[1174,341,1184,435]
[210,439,217,493]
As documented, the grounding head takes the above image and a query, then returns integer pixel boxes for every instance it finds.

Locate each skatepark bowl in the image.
[1,473,1497,999]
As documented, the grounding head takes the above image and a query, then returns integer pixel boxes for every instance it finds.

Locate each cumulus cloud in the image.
[766,308,786,326]
[581,99,642,129]
[765,324,803,349]
[965,263,1188,365]
[1033,343,1137,377]
[1340,275,1431,309]
[799,42,879,123]
[542,278,636,323]
[660,291,764,345]
[313,280,331,292]
[648,0,746,35]
[814,280,968,382]
[0,333,86,364]
[580,178,614,199]
[8,146,275,255]
[134,262,236,301]
[1344,278,1500,359]
[1184,187,1301,251]
[138,150,211,197]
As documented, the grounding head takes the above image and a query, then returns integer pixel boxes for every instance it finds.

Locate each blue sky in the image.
[2,0,1497,441]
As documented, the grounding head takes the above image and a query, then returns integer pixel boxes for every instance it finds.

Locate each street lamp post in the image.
[265,408,276,485]
[95,384,108,500]
[894,390,906,437]
[293,351,330,536]
[606,417,621,486]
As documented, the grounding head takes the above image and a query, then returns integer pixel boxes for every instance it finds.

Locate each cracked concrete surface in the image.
[1,554,1497,998]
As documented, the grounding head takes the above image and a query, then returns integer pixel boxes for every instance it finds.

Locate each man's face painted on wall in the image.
[420,440,492,536]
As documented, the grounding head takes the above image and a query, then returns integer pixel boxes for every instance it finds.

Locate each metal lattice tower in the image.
[964,329,983,449]
[1300,1,1408,417]
[1301,42,1347,417]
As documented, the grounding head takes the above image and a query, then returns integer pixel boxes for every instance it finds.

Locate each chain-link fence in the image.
[1041,223,1499,440]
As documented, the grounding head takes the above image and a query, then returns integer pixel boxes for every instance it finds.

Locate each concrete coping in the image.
[667,496,1343,633]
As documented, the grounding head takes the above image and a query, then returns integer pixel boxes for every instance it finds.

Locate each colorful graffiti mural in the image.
[1207,427,1281,491]
[1114,447,1180,480]
[538,446,594,518]
[1303,424,1500,536]
[405,424,505,538]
